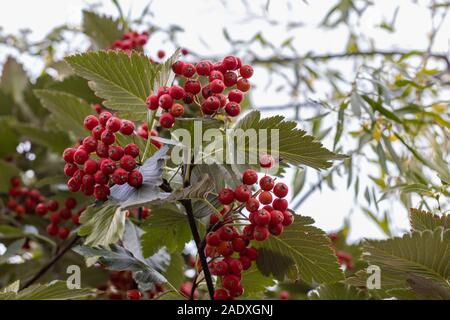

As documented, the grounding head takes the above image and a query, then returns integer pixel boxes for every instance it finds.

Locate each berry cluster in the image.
[6,177,82,239]
[63,112,144,201]
[146,55,254,129]
[101,271,164,300]
[204,167,293,300]
[111,31,149,52]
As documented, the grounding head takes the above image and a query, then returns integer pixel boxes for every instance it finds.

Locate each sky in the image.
[1,0,449,242]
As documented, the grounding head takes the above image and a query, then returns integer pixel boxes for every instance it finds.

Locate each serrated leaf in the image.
[0,281,93,300]
[47,75,102,104]
[410,208,450,231]
[153,49,180,90]
[310,283,368,300]
[255,215,344,284]
[82,10,124,49]
[65,51,157,113]
[73,245,167,287]
[240,265,275,298]
[78,204,125,247]
[141,204,191,258]
[34,90,93,137]
[166,174,215,202]
[352,228,450,298]
[233,111,346,170]
[110,146,170,209]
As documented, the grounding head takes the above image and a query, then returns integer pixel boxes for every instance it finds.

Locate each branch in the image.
[21,235,80,290]
[251,50,450,69]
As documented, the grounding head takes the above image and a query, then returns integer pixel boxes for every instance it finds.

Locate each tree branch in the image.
[21,235,80,290]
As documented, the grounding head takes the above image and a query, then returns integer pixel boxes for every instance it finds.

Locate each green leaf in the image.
[109,146,169,209]
[0,281,93,300]
[255,215,344,284]
[82,10,124,49]
[362,95,402,123]
[141,204,191,258]
[78,204,125,247]
[353,228,450,298]
[0,160,20,193]
[47,75,102,104]
[166,174,215,202]
[65,51,157,113]
[310,283,368,300]
[0,116,19,157]
[240,265,275,298]
[410,208,450,232]
[34,90,93,137]
[14,123,71,154]
[233,111,346,170]
[0,57,28,104]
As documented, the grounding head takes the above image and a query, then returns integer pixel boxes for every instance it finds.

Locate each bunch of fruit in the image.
[111,31,149,52]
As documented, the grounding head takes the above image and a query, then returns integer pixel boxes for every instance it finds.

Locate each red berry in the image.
[234,185,251,202]
[47,223,59,236]
[94,171,109,185]
[159,112,175,129]
[109,145,124,161]
[228,89,244,103]
[273,182,288,198]
[120,120,135,135]
[100,159,116,175]
[182,63,196,78]
[218,188,235,205]
[58,227,70,240]
[282,211,294,226]
[222,275,240,292]
[254,209,271,226]
[146,95,159,110]
[219,226,236,241]
[82,174,95,187]
[158,86,171,98]
[35,203,48,216]
[127,289,142,300]
[169,85,185,100]
[94,184,110,201]
[83,136,98,153]
[96,143,109,158]
[223,71,238,87]
[124,144,140,158]
[222,56,238,70]
[172,61,185,75]
[214,289,229,300]
[237,78,251,92]
[183,92,194,104]
[231,237,247,252]
[74,148,89,165]
[239,256,252,270]
[279,291,289,300]
[112,168,129,185]
[184,79,201,94]
[99,111,112,126]
[181,48,189,55]
[203,96,221,111]
[157,50,165,59]
[92,125,105,140]
[273,198,288,211]
[47,200,59,212]
[240,64,254,78]
[269,223,284,236]
[217,241,234,257]
[242,224,255,241]
[60,208,72,220]
[228,259,243,276]
[210,79,225,93]
[242,169,258,185]
[212,260,228,276]
[64,163,78,177]
[245,198,260,212]
[83,159,98,175]
[64,197,77,209]
[259,191,273,205]
[10,176,20,188]
[270,210,284,225]
[101,130,116,145]
[120,155,136,171]
[230,285,244,298]
[63,148,76,163]
[49,212,61,224]
[170,103,184,117]
[209,70,224,82]
[201,85,213,99]
[259,154,274,169]
[84,115,99,131]
[243,247,258,260]
[128,170,143,188]
[196,61,211,76]
[259,176,274,191]
[206,232,221,246]
[159,94,173,110]
[225,102,241,117]
[215,93,227,107]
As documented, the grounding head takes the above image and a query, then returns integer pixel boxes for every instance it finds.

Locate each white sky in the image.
[1,0,449,242]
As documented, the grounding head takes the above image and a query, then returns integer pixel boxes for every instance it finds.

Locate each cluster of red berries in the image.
[6,177,82,239]
[204,167,293,300]
[63,112,144,201]
[136,122,162,149]
[145,55,254,129]
[111,31,149,52]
